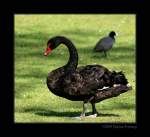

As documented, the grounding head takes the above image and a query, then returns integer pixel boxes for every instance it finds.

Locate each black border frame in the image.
[0,0,144,132]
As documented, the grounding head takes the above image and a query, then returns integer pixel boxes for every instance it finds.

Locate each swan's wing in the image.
[77,65,105,78]
[78,65,107,90]
[62,72,84,95]
[62,65,109,96]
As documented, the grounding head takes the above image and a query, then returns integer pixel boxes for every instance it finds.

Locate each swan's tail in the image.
[90,85,131,103]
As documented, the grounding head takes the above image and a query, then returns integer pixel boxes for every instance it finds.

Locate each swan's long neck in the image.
[58,37,78,73]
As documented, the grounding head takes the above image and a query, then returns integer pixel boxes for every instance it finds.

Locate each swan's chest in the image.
[46,68,66,93]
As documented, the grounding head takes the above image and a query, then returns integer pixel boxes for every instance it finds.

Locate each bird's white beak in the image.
[127,83,132,90]
[127,83,131,87]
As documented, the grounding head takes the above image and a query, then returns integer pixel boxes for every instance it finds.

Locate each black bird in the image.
[44,36,131,118]
[94,31,116,57]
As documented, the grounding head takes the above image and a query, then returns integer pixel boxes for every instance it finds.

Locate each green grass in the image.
[15,14,136,123]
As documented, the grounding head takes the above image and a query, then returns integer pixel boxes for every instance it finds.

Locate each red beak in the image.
[44,47,52,56]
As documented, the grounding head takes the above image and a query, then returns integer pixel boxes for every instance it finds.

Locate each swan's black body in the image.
[44,36,130,117]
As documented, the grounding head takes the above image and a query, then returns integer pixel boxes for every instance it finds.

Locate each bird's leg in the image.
[91,103,98,115]
[80,98,98,118]
[104,51,107,57]
[82,103,97,118]
[80,101,88,118]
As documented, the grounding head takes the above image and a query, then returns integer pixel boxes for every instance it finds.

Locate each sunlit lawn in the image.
[15,14,136,123]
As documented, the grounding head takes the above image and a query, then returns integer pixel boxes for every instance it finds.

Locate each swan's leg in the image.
[91,103,98,115]
[75,102,97,119]
[80,101,88,117]
[73,102,87,119]
[82,103,97,118]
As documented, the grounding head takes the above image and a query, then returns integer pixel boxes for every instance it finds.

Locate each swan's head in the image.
[44,36,63,56]
[44,43,52,56]
[111,71,128,85]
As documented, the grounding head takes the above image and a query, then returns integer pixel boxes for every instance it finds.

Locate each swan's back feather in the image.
[62,65,111,97]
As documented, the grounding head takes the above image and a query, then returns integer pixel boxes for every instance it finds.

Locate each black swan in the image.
[94,31,116,57]
[44,36,131,118]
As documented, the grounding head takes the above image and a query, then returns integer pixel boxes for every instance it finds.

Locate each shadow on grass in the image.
[15,31,135,63]
[15,32,52,42]
[63,29,98,37]
[35,111,120,117]
[24,108,120,117]
[79,45,135,55]
[15,69,47,79]
[98,113,120,117]
[112,102,135,110]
